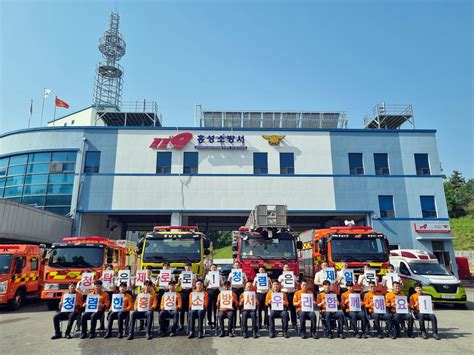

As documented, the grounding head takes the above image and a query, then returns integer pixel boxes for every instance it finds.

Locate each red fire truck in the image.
[232,205,302,280]
[299,225,391,286]
[41,236,137,309]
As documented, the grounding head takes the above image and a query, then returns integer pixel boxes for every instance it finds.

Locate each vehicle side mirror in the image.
[232,252,237,259]
[107,257,113,264]
[204,249,210,256]
[15,259,23,274]
[319,239,326,254]
[231,242,238,252]
[204,240,211,249]
[296,241,303,250]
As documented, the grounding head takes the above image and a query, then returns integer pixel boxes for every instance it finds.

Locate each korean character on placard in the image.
[221,290,233,309]
[135,270,148,286]
[271,292,284,311]
[243,291,256,310]
[85,294,99,312]
[112,294,124,312]
[349,294,361,312]
[324,267,336,283]
[231,269,243,286]
[301,293,314,312]
[343,269,354,284]
[197,135,205,144]
[61,294,76,312]
[207,135,215,143]
[191,292,204,310]
[325,293,338,312]
[164,292,177,310]
[256,273,268,291]
[395,295,409,314]
[81,273,94,290]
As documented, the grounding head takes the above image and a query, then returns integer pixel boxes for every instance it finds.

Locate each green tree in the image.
[443,171,474,218]
[207,230,233,249]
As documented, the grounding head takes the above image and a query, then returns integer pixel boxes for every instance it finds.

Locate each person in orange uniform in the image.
[188,279,209,339]
[386,281,414,338]
[159,280,182,337]
[240,281,259,339]
[363,281,395,339]
[80,280,110,339]
[341,281,367,338]
[104,282,133,339]
[409,282,440,340]
[127,280,157,340]
[293,280,318,339]
[51,281,83,339]
[217,281,238,337]
[265,280,289,338]
[316,280,345,339]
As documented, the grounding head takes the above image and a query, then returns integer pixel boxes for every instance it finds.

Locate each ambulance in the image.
[389,249,467,308]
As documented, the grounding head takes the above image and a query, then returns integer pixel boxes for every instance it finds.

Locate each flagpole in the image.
[40,88,46,127]
[28,99,33,128]
[53,96,57,127]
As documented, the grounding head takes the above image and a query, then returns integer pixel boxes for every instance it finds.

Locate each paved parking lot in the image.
[1,289,473,354]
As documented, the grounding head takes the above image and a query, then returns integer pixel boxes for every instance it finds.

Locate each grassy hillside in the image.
[213,245,232,259]
[451,215,474,250]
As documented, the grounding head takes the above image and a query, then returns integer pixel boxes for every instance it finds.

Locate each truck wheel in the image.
[453,303,467,310]
[47,300,60,310]
[8,290,25,310]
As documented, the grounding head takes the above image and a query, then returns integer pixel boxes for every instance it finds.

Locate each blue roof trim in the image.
[0,125,437,138]
[76,209,374,214]
[376,217,449,221]
[80,172,443,178]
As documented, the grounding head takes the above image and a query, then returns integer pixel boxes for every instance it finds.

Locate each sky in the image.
[0,0,472,177]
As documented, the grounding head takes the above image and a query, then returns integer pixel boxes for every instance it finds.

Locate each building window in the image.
[183,152,198,174]
[280,153,294,175]
[415,154,430,175]
[156,152,172,174]
[374,153,390,175]
[253,153,268,175]
[84,151,101,173]
[378,195,395,218]
[348,153,364,175]
[420,196,437,218]
[0,151,76,215]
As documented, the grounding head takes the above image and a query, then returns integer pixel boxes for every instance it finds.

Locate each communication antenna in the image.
[93,12,126,107]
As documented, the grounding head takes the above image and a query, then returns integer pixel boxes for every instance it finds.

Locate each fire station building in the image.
[0,103,455,272]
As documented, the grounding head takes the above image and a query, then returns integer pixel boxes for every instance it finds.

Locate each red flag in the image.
[55,97,69,109]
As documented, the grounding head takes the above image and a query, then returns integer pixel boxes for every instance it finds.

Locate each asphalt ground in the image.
[0,289,473,355]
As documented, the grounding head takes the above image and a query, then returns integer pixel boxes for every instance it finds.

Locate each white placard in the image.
[220,290,234,310]
[256,273,269,292]
[282,271,295,288]
[163,292,177,311]
[180,271,194,289]
[111,294,124,312]
[118,269,131,286]
[385,273,400,290]
[373,295,386,314]
[243,291,256,310]
[61,293,76,312]
[230,269,243,287]
[301,293,314,312]
[208,271,220,288]
[135,270,148,287]
[137,293,151,312]
[349,293,362,312]
[191,292,205,310]
[395,295,409,314]
[101,270,115,291]
[271,292,284,311]
[159,270,172,287]
[364,270,377,284]
[325,293,338,312]
[418,295,433,314]
[342,269,355,284]
[85,294,100,312]
[324,267,336,283]
[80,272,94,290]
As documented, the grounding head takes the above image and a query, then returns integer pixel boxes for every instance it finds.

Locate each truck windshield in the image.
[143,237,201,263]
[48,247,104,268]
[409,262,451,276]
[241,235,296,260]
[0,254,12,274]
[330,237,388,262]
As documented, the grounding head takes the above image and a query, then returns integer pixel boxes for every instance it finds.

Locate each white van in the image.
[389,249,467,308]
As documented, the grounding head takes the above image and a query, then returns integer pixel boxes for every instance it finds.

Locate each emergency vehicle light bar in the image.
[62,236,110,242]
[153,226,199,232]
[329,226,372,231]
[0,245,21,250]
